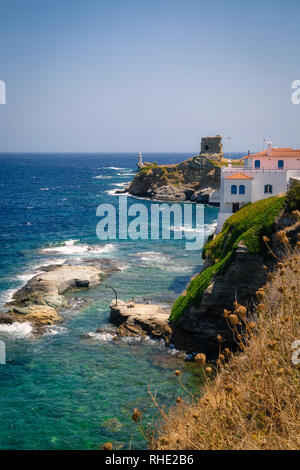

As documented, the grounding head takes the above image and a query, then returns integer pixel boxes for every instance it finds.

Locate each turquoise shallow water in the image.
[0,153,220,449]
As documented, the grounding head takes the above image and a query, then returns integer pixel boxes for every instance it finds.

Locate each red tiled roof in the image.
[224,172,253,180]
[243,148,300,159]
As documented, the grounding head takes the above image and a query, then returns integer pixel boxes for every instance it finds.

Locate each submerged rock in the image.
[100,417,122,433]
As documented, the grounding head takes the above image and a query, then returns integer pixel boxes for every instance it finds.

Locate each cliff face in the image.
[125,155,221,203]
[169,193,300,358]
[170,243,267,356]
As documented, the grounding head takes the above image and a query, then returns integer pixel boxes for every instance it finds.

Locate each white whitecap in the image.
[112,182,130,188]
[105,189,128,196]
[41,240,115,256]
[170,225,203,233]
[0,289,17,304]
[0,322,33,339]
[93,175,112,179]
[44,325,67,336]
[101,166,129,171]
[205,222,217,235]
[134,251,170,263]
[87,331,116,342]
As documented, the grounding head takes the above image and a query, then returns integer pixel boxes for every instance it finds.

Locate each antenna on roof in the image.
[263,138,267,150]
[227,137,231,159]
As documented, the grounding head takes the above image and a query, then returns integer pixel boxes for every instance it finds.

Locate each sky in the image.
[0,0,299,153]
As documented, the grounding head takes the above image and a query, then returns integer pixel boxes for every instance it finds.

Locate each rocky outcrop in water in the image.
[109,300,172,341]
[123,155,221,203]
[2,260,118,327]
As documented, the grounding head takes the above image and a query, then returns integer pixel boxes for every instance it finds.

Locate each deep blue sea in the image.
[0,152,238,450]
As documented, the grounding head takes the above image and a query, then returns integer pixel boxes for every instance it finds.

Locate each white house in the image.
[216,143,300,233]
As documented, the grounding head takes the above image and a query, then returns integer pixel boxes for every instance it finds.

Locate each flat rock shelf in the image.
[109,300,172,342]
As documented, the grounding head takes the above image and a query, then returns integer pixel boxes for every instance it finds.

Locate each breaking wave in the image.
[41,239,115,256]
[0,322,33,339]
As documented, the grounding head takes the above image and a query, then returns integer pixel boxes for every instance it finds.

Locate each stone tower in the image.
[201,135,223,155]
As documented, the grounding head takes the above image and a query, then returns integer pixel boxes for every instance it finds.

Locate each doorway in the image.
[232,202,240,213]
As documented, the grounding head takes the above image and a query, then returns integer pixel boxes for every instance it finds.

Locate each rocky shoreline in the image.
[0,259,119,332]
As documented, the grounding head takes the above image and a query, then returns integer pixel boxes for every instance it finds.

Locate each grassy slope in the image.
[170,195,286,322]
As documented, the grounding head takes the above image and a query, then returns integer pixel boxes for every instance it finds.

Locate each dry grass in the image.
[144,239,300,450]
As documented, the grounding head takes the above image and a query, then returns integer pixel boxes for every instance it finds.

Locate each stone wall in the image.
[201,135,223,155]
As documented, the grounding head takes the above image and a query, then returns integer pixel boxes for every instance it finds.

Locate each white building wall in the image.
[223,179,252,208]
[217,165,300,233]
[251,171,287,201]
[221,168,288,204]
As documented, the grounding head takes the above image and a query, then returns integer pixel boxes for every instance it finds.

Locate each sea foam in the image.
[41,239,115,256]
[0,322,33,338]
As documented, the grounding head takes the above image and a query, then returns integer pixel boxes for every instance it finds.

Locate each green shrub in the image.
[204,196,285,261]
[285,180,300,212]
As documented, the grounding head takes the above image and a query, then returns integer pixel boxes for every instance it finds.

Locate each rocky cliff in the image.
[123,154,222,203]
[169,189,300,358]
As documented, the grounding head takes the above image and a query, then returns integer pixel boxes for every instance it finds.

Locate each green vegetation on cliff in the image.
[285,180,300,212]
[152,246,300,450]
[170,195,285,322]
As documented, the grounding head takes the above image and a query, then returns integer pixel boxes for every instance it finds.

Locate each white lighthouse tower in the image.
[137,152,144,170]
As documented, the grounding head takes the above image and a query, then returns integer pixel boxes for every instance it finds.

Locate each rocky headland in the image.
[121,154,223,203]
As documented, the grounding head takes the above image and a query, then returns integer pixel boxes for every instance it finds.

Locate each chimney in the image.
[267,141,272,156]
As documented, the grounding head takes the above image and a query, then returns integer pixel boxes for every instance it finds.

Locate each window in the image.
[231,185,237,194]
[239,185,245,194]
[255,160,260,169]
[278,160,284,169]
[264,184,273,194]
[205,145,209,151]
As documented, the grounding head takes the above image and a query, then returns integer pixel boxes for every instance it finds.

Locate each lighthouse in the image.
[137,152,144,170]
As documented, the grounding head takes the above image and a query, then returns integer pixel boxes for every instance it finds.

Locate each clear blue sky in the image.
[0,0,299,153]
